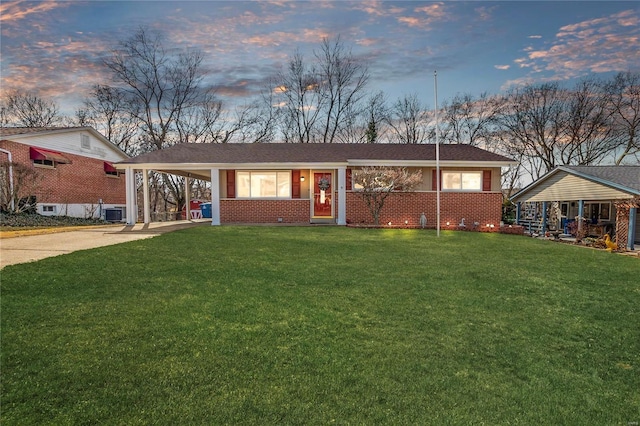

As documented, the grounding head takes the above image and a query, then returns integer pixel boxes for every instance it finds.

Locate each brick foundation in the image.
[220,199,310,223]
[345,191,504,231]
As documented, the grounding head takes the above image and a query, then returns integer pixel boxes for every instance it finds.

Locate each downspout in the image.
[0,148,15,211]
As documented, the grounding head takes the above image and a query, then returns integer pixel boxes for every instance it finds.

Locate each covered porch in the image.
[511,166,640,250]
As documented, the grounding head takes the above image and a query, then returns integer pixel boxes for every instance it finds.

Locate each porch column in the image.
[210,167,221,226]
[577,200,585,234]
[628,207,637,251]
[541,201,548,235]
[185,175,191,220]
[142,168,150,224]
[515,202,521,225]
[125,168,137,225]
[337,166,346,225]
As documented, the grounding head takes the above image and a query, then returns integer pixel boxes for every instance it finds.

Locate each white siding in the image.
[11,130,127,162]
[523,173,633,202]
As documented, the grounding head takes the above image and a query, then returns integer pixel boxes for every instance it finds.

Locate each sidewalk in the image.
[0,220,210,269]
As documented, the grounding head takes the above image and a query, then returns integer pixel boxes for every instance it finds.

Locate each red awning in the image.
[29,146,72,164]
[104,161,118,173]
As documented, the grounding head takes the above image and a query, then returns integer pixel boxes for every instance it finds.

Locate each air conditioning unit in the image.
[104,208,123,222]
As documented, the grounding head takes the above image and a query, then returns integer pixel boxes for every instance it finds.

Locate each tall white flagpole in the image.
[434,70,440,237]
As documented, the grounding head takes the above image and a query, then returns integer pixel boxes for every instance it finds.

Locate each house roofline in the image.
[115,160,515,170]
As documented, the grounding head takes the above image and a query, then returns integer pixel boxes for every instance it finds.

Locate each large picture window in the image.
[442,171,482,191]
[237,171,291,198]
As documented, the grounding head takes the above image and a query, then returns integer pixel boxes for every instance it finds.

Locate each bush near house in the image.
[0,212,109,230]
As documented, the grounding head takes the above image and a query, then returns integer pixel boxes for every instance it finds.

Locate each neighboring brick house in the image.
[117,143,515,230]
[0,127,129,219]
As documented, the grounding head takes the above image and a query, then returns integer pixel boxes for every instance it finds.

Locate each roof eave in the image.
[510,166,640,203]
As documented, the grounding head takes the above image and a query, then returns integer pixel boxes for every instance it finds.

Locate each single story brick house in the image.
[0,127,129,219]
[116,143,515,229]
[510,165,640,250]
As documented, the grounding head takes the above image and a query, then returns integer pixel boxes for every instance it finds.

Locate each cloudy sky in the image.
[1,1,638,115]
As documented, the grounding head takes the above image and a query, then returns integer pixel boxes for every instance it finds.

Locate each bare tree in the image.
[276,51,323,143]
[273,37,369,143]
[559,77,617,166]
[315,36,369,143]
[101,26,226,213]
[76,85,139,155]
[337,91,388,144]
[0,161,42,213]
[363,91,388,143]
[497,83,567,180]
[387,93,429,144]
[440,92,502,147]
[607,71,640,165]
[352,166,423,225]
[0,91,62,127]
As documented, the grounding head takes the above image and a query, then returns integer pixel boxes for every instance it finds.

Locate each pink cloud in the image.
[0,0,69,25]
[524,9,640,79]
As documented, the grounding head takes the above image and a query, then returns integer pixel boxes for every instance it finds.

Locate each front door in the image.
[312,172,333,218]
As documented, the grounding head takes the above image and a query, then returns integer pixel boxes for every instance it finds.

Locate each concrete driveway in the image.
[0,220,210,269]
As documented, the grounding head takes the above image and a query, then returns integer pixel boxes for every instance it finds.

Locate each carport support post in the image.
[210,167,221,225]
[541,201,548,235]
[142,168,150,224]
[337,167,346,225]
[628,207,637,251]
[185,176,191,220]
[515,202,521,225]
[125,168,137,225]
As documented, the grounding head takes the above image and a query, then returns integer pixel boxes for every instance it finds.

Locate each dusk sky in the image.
[1,1,639,116]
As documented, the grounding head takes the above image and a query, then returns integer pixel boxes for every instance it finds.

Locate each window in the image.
[104,162,119,177]
[81,134,91,149]
[236,171,291,198]
[442,171,482,191]
[33,159,55,167]
[585,202,611,222]
[42,205,56,214]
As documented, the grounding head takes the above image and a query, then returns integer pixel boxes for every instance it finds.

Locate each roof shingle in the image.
[119,143,514,165]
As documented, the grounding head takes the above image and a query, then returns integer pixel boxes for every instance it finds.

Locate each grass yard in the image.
[1,227,639,425]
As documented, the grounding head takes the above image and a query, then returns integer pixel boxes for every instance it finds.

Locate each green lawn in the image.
[1,227,638,425]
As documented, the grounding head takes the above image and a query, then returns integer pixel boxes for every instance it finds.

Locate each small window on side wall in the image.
[42,205,56,214]
[104,162,120,177]
[81,134,91,149]
[33,159,55,167]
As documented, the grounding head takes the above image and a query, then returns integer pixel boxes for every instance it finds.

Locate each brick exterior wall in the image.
[346,191,504,231]
[220,199,310,223]
[0,140,126,205]
[216,191,503,230]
